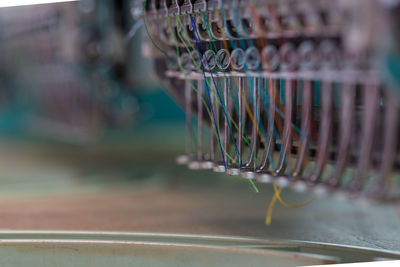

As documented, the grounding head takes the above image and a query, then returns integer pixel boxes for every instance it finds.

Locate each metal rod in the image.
[293,79,312,179]
[274,78,293,176]
[309,81,333,183]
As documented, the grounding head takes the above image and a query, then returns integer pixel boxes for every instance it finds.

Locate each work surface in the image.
[0,125,398,252]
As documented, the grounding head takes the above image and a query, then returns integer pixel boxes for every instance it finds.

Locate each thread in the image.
[190,14,227,170]
[142,0,170,60]
[167,17,237,163]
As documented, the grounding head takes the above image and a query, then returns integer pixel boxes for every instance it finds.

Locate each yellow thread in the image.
[178,14,253,160]
[266,183,315,225]
[266,186,281,225]
[213,11,266,146]
[273,183,315,208]
[240,83,266,145]
[203,12,255,150]
[168,16,238,164]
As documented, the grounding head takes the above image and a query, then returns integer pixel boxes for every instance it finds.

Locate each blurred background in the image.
[0,0,192,226]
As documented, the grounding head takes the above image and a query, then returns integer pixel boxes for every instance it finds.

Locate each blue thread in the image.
[229,6,315,147]
[189,14,228,169]
[198,15,243,166]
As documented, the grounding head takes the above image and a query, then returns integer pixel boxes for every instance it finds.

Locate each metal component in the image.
[147,0,400,201]
[298,41,317,70]
[191,51,202,71]
[245,46,261,71]
[292,79,312,179]
[258,77,277,174]
[309,81,333,183]
[197,79,204,162]
[262,45,280,71]
[0,231,398,266]
[216,49,230,71]
[274,78,293,176]
[231,48,245,71]
[202,50,216,71]
[279,43,298,71]
[180,52,193,73]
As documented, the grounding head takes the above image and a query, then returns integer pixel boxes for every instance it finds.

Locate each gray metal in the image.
[0,231,399,266]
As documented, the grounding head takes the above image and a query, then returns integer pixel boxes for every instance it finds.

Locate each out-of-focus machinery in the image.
[0,1,141,141]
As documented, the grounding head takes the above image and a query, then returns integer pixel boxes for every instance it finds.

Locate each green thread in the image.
[201,12,255,157]
[201,12,259,191]
[142,0,170,60]
[168,16,236,163]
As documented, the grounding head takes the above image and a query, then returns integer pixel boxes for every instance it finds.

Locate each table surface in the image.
[0,125,398,252]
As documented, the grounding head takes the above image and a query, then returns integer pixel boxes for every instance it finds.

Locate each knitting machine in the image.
[138,0,400,201]
[0,1,399,266]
